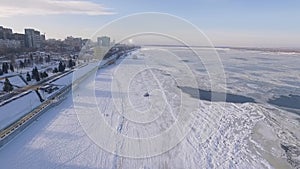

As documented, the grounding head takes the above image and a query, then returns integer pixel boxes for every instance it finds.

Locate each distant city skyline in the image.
[1,0,300,48]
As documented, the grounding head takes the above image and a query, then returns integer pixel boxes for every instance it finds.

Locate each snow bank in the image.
[0,76,27,88]
[7,76,27,87]
[0,91,41,131]
[0,62,99,131]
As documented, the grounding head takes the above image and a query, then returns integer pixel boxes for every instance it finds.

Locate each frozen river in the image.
[0,47,299,169]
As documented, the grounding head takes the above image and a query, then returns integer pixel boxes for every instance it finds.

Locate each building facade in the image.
[0,26,13,40]
[25,28,43,48]
[13,33,25,48]
[0,39,21,48]
[0,26,22,49]
[64,36,83,51]
[97,36,111,47]
[0,26,46,49]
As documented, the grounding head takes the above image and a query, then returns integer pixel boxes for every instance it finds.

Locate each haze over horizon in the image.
[0,0,299,48]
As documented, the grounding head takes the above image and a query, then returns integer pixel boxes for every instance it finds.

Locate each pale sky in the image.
[0,0,300,48]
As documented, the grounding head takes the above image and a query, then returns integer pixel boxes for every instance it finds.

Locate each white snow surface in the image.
[0,75,27,88]
[0,91,41,130]
[0,48,299,169]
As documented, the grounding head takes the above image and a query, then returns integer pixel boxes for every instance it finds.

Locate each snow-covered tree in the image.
[2,63,8,74]
[9,63,14,72]
[26,72,31,81]
[3,78,13,92]
[53,67,58,73]
[58,61,65,72]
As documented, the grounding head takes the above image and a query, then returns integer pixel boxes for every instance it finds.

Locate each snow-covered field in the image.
[0,47,299,169]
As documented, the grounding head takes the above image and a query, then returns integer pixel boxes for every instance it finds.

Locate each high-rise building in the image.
[41,34,46,42]
[25,28,42,48]
[97,36,111,47]
[0,26,22,48]
[0,26,13,40]
[13,33,25,48]
[25,29,34,48]
[64,36,83,51]
[34,30,41,48]
[0,26,4,39]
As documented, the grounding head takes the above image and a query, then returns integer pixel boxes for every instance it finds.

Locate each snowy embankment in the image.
[0,48,299,169]
[0,75,27,92]
[0,61,98,132]
[0,92,41,131]
[0,75,27,88]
